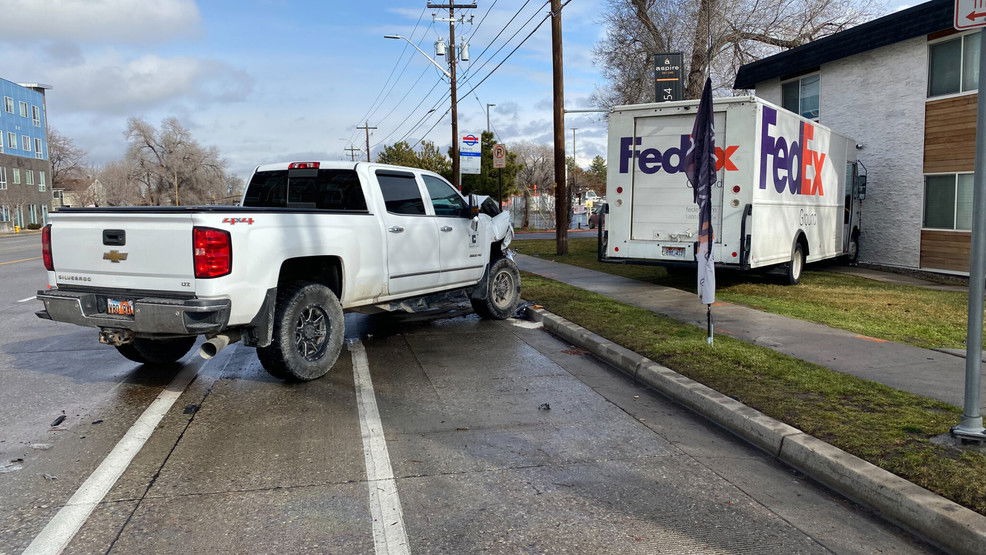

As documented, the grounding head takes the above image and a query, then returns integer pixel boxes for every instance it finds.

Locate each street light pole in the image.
[954,28,986,443]
[486,103,496,134]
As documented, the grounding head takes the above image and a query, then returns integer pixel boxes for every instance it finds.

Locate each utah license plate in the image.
[662,246,686,258]
[107,299,135,316]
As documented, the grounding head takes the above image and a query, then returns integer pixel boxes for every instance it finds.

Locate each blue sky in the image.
[0,0,908,180]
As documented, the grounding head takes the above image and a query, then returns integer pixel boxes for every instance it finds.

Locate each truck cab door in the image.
[843,162,863,253]
[421,175,486,287]
[376,170,441,296]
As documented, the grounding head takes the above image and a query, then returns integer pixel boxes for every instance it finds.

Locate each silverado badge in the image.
[103,250,128,263]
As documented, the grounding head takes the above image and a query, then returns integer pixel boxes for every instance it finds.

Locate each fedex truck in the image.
[600,96,866,284]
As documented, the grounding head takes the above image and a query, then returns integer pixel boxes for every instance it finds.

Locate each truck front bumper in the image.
[36,288,231,336]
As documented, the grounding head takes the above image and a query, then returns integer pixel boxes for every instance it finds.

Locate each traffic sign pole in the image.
[954,24,986,442]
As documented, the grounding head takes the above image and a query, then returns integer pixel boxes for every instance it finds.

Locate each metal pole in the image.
[551,0,567,253]
[954,28,986,442]
[486,103,495,134]
[498,167,503,207]
[357,123,376,162]
[449,6,460,190]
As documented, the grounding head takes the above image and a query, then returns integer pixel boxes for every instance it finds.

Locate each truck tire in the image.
[115,337,196,366]
[471,258,521,320]
[785,243,805,286]
[257,282,345,381]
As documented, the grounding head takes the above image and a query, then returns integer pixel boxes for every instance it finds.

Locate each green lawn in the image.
[514,238,972,349]
[522,272,986,516]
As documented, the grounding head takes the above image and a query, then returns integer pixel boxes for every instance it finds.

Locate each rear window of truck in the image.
[243,169,368,211]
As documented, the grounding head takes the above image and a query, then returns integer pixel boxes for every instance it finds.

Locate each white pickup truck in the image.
[36,161,521,381]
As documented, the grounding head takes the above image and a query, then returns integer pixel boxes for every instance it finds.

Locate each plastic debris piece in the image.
[455,426,470,431]
[91,419,104,425]
[183,404,199,415]
[51,415,66,427]
[30,443,52,450]
[538,403,551,411]
[0,462,23,473]
[42,473,57,481]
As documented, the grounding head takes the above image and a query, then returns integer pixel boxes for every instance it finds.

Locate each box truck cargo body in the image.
[602,96,865,283]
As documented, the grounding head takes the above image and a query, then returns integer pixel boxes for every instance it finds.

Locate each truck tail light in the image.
[288,162,320,169]
[42,224,54,271]
[193,227,232,279]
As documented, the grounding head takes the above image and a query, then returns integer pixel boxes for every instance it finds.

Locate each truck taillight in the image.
[42,224,53,271]
[288,162,320,169]
[193,227,232,279]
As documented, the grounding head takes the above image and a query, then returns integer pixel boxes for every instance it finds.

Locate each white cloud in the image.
[41,52,253,114]
[0,0,201,43]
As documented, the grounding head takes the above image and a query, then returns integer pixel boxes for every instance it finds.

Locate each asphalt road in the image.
[0,234,932,552]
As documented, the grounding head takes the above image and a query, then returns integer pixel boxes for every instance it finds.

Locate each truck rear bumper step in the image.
[35,289,230,335]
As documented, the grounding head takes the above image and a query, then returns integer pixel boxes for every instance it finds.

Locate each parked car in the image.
[36,161,521,381]
[588,202,607,229]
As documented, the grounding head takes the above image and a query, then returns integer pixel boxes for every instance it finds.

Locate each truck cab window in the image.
[378,172,426,215]
[243,169,367,210]
[422,175,467,217]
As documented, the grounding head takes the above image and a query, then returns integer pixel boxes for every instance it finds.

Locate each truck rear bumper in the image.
[36,288,231,336]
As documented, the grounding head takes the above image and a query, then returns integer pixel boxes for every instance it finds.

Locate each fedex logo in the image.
[759,106,826,196]
[618,135,739,175]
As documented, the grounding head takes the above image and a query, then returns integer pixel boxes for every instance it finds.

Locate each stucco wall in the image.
[754,36,927,268]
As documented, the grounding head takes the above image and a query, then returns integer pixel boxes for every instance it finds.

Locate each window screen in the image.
[924,175,956,228]
[929,38,962,96]
[378,172,426,215]
[423,175,466,217]
[243,169,367,210]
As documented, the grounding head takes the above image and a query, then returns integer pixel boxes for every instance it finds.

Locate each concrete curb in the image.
[527,306,986,555]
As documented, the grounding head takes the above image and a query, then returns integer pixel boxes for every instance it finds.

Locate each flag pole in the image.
[706,304,713,345]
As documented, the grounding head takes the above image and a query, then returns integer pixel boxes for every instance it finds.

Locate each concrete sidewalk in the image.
[517,254,983,409]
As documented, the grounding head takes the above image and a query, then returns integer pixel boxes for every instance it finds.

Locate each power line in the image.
[349,9,428,143]
[460,0,540,82]
[459,0,546,88]
[412,10,551,149]
[372,76,446,149]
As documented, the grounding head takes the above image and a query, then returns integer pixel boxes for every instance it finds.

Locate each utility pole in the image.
[345,146,362,162]
[429,2,475,190]
[551,0,567,253]
[356,122,376,162]
[486,103,496,134]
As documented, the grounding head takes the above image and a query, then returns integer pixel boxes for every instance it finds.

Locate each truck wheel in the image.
[785,243,805,286]
[471,258,522,320]
[257,282,345,381]
[115,337,196,366]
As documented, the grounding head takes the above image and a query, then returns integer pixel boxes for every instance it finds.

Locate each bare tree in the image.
[510,141,555,229]
[47,128,88,190]
[124,117,239,206]
[593,0,880,104]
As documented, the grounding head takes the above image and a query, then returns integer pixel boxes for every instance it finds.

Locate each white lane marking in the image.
[23,361,202,555]
[350,340,410,555]
[18,296,36,303]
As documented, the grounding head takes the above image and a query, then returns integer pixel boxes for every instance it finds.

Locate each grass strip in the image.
[521,272,986,515]
[514,237,973,349]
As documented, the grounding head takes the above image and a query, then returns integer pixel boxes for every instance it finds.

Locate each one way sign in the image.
[956,0,986,30]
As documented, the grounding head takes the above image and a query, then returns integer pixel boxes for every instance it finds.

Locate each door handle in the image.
[440,226,453,232]
[388,226,405,233]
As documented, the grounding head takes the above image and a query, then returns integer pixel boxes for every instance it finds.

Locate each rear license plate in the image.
[107,299,134,316]
[662,246,686,258]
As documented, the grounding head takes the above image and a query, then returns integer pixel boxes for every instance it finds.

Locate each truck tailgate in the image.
[49,212,196,294]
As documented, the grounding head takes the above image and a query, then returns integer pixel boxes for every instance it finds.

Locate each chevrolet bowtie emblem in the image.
[103,250,128,263]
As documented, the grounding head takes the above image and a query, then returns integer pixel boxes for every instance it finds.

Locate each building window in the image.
[38,170,46,192]
[31,105,41,126]
[0,167,6,190]
[781,74,820,119]
[41,204,48,224]
[3,96,12,113]
[35,138,43,158]
[26,170,34,186]
[18,101,28,118]
[28,204,37,225]
[924,173,974,230]
[929,33,980,97]
[0,205,8,222]
[12,168,20,184]
[22,135,31,152]
[7,132,16,149]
